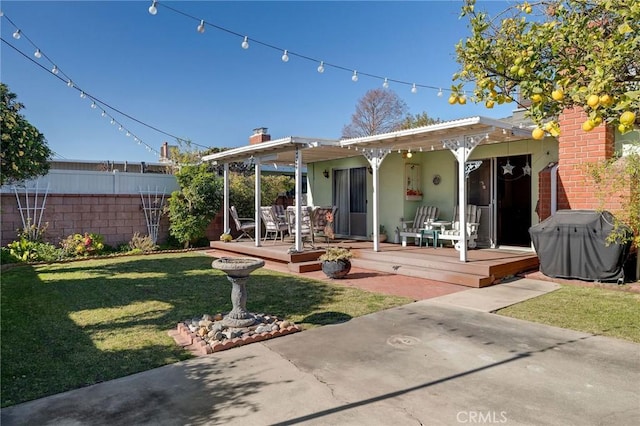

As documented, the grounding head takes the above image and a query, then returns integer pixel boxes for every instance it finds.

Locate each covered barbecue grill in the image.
[529,210,632,283]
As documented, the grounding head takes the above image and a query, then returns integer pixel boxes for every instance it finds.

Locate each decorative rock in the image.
[280,320,291,330]
[202,314,213,322]
[188,324,198,333]
[213,313,223,321]
[197,327,207,337]
[199,320,212,328]
[271,324,279,331]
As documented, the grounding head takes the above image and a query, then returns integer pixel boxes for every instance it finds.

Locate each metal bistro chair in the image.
[229,205,256,241]
[259,206,288,243]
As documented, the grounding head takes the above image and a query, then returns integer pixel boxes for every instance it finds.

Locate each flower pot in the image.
[321,259,351,279]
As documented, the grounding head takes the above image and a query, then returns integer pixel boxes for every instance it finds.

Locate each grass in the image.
[498,284,640,343]
[0,252,411,407]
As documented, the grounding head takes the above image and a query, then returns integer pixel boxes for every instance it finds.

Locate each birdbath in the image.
[211,257,265,328]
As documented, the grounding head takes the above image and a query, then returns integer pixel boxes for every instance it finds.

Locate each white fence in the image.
[0,170,179,195]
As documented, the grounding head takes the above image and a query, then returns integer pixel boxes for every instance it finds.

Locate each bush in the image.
[60,233,105,257]
[128,233,158,252]
[1,247,20,264]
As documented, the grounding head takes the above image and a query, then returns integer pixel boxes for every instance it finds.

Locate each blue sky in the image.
[1,1,514,162]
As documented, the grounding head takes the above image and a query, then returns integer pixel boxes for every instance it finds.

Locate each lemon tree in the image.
[453,0,639,139]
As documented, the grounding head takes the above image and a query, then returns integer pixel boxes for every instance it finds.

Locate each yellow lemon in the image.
[620,111,636,126]
[586,94,600,108]
[531,127,545,140]
[618,123,629,133]
[448,95,458,105]
[531,94,543,104]
[582,120,596,132]
[551,89,564,101]
[485,99,495,109]
[599,94,613,107]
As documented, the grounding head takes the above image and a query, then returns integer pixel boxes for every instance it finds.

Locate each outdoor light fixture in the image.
[281,50,289,62]
[101,110,106,117]
[34,49,42,59]
[383,78,389,89]
[148,0,158,15]
[437,88,443,97]
[241,36,249,49]
[91,101,97,109]
[352,70,358,82]
[12,29,20,39]
[323,169,329,179]
[118,125,123,131]
[110,118,115,125]
[67,80,73,87]
[411,83,417,94]
[317,61,325,73]
[51,65,59,75]
[197,20,205,33]
[80,91,86,98]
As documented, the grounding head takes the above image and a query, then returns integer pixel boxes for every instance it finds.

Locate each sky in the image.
[1,0,515,163]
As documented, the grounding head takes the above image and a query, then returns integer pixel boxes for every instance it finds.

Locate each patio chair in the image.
[229,205,256,241]
[285,206,314,247]
[311,206,338,244]
[399,205,439,247]
[438,204,482,250]
[259,206,288,243]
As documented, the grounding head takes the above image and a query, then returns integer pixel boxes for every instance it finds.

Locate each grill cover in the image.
[529,210,631,282]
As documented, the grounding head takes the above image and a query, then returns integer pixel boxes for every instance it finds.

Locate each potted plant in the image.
[370,225,387,243]
[318,246,353,279]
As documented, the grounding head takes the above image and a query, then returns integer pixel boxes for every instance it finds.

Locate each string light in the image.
[118,125,124,131]
[352,70,358,82]
[281,49,289,62]
[241,36,249,49]
[148,0,158,15]
[101,110,106,117]
[12,29,20,39]
[110,118,115,125]
[317,61,324,73]
[51,65,59,75]
[437,88,443,97]
[411,83,417,94]
[80,91,86,98]
[34,48,41,58]
[197,20,205,33]
[383,78,389,89]
[67,79,73,87]
[91,101,97,109]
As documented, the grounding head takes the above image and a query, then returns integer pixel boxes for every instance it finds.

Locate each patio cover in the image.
[202,116,531,259]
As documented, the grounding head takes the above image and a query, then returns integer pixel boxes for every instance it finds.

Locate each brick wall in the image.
[1,193,170,247]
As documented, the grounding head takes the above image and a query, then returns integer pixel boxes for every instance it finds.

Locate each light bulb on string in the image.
[317,61,324,73]
[118,125,123,131]
[101,110,106,117]
[281,50,289,62]
[12,29,21,39]
[0,10,4,17]
[148,0,157,15]
[80,91,86,98]
[241,36,249,49]
[437,88,443,97]
[110,118,115,125]
[382,78,389,89]
[126,131,131,137]
[197,20,205,33]
[91,101,97,109]
[352,71,358,82]
[34,49,42,59]
[51,65,59,75]
[411,83,417,94]
[67,80,73,88]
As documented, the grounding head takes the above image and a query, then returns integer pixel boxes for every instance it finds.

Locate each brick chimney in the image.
[249,127,271,145]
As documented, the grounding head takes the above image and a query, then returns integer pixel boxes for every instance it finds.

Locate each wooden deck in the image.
[208,239,539,288]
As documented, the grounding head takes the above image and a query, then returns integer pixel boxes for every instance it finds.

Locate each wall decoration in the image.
[405,163,422,200]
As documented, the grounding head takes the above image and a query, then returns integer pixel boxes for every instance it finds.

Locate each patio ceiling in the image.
[201,116,532,165]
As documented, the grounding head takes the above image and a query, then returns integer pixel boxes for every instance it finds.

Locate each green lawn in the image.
[0,252,411,407]
[498,284,640,343]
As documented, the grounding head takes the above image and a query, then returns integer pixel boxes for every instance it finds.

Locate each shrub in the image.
[1,247,20,264]
[60,233,105,257]
[128,233,158,252]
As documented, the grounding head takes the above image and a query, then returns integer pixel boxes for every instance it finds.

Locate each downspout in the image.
[550,163,559,215]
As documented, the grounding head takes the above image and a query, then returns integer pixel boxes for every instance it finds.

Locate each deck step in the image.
[351,258,493,288]
[288,260,322,273]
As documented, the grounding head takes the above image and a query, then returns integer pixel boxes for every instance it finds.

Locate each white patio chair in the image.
[259,206,288,243]
[439,204,481,250]
[286,206,314,248]
[399,205,439,247]
[229,205,255,241]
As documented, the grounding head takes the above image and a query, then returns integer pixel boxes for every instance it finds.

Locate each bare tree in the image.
[341,89,408,138]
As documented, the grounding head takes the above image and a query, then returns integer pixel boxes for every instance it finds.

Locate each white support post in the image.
[223,163,230,234]
[443,134,486,262]
[254,159,262,247]
[364,148,389,252]
[294,146,303,252]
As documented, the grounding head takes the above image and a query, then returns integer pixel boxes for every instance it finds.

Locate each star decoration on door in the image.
[502,160,514,175]
[523,161,532,176]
